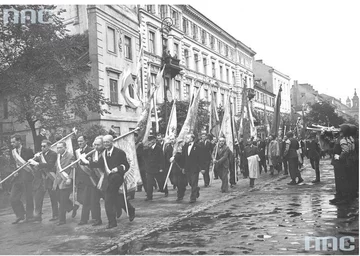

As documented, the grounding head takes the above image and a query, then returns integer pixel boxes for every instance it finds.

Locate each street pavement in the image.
[0,158,358,255]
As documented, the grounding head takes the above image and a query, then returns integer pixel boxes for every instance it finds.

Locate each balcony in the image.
[162,55,182,79]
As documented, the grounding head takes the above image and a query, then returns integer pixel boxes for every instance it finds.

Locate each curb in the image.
[98,172,289,255]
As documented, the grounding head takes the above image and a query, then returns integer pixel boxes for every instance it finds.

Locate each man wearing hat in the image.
[306,131,321,183]
[142,134,167,201]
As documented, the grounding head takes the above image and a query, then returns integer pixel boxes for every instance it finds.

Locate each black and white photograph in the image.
[0,1,359,255]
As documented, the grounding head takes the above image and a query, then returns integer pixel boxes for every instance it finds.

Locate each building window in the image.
[212,62,216,78]
[184,49,189,68]
[185,84,191,101]
[192,23,198,40]
[175,80,181,100]
[165,77,170,91]
[171,9,179,28]
[151,73,156,86]
[159,5,168,19]
[3,97,8,119]
[221,93,225,106]
[256,91,259,101]
[203,58,207,75]
[204,89,209,101]
[210,35,215,50]
[225,45,228,57]
[226,68,229,83]
[124,36,132,60]
[232,71,235,84]
[201,29,206,45]
[213,91,217,105]
[146,5,155,14]
[129,84,135,99]
[109,79,118,104]
[173,42,179,58]
[183,18,189,35]
[148,31,155,54]
[107,27,116,53]
[217,39,221,52]
[194,53,199,72]
[220,66,223,81]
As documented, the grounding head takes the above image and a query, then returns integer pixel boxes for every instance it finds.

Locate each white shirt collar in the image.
[152,143,157,149]
[107,146,114,156]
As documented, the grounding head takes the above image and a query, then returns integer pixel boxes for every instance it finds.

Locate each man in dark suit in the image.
[306,132,321,183]
[257,139,267,174]
[53,141,79,225]
[80,135,135,229]
[76,135,98,226]
[172,134,205,203]
[28,139,58,222]
[9,134,34,224]
[198,132,212,187]
[142,135,167,201]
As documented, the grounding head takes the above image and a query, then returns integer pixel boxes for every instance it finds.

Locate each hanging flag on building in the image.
[271,85,282,137]
[172,85,203,155]
[210,90,221,138]
[121,68,142,109]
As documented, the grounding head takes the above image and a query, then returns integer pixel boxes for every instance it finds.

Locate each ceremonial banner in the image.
[210,90,220,138]
[264,102,271,137]
[220,94,234,153]
[271,86,282,137]
[172,85,203,155]
[164,99,177,150]
[113,132,142,193]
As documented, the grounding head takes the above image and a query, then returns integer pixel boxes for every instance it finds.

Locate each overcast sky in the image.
[192,0,360,105]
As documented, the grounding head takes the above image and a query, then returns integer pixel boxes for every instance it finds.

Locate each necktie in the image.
[107,151,111,157]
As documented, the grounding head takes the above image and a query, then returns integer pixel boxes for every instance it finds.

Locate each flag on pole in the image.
[153,92,159,134]
[210,90,220,138]
[263,102,270,137]
[271,85,282,137]
[163,99,177,151]
[121,68,142,109]
[134,43,144,105]
[113,132,142,193]
[172,85,203,156]
[219,94,234,153]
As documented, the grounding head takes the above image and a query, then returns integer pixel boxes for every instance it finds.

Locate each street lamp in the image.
[160,17,173,131]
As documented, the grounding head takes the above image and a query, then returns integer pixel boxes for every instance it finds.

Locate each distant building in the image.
[290,80,320,114]
[253,60,291,114]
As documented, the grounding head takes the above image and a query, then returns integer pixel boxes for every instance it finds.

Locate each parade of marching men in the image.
[0,3,359,255]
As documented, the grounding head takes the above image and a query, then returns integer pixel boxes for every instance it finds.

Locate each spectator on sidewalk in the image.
[284,132,304,185]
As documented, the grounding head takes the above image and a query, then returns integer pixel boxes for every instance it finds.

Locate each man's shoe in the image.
[145,197,152,201]
[12,216,25,224]
[25,216,34,222]
[311,179,320,183]
[129,209,135,222]
[72,204,79,218]
[78,221,88,226]
[173,185,176,190]
[288,180,297,185]
[92,220,102,226]
[204,184,209,188]
[176,197,183,202]
[164,191,169,197]
[106,223,117,229]
[189,199,196,203]
[49,216,58,221]
[57,221,66,226]
[297,178,304,184]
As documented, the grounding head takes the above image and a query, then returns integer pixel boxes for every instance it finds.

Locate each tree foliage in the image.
[306,102,345,127]
[158,100,210,136]
[0,5,110,146]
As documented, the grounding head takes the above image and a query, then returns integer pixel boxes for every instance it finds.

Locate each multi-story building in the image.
[0,5,142,148]
[138,4,256,117]
[290,80,320,114]
[253,60,291,114]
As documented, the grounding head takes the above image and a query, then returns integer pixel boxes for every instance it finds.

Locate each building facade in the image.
[138,4,256,118]
[253,60,291,114]
[0,5,142,148]
[290,80,320,114]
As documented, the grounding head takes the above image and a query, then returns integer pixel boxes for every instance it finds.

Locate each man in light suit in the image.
[172,134,205,203]
[9,134,34,224]
[28,140,58,222]
[80,135,135,229]
[54,141,79,225]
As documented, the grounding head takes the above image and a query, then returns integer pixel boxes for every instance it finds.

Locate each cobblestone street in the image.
[0,158,358,255]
